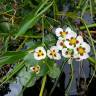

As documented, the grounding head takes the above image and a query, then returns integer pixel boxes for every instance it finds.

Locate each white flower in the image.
[47,46,61,60]
[55,27,76,38]
[56,37,66,50]
[34,47,46,60]
[65,35,83,49]
[55,28,64,37]
[30,65,40,74]
[62,48,73,58]
[74,42,90,61]
[62,48,77,64]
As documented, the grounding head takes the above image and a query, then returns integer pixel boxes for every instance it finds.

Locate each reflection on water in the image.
[64,60,90,95]
[5,78,22,96]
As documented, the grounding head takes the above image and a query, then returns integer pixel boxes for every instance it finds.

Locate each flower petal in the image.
[56,39,65,50]
[35,47,44,52]
[55,28,63,37]
[66,32,77,40]
[73,48,79,58]
[76,35,83,44]
[30,67,35,72]
[54,53,61,60]
[78,53,89,61]
[34,47,46,60]
[58,37,64,40]
[65,27,72,33]
[50,46,59,52]
[65,27,77,36]
[47,46,61,60]
[47,50,53,59]
[81,42,90,53]
[34,53,42,60]
[62,48,71,58]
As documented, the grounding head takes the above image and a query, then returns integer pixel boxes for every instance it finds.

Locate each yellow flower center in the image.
[35,65,40,73]
[32,65,40,74]
[69,38,77,45]
[50,50,56,57]
[77,47,85,56]
[60,31,67,37]
[37,50,44,57]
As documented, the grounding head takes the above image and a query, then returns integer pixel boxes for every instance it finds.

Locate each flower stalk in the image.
[65,63,74,96]
[39,75,47,96]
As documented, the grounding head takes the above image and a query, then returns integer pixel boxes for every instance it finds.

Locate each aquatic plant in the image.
[0,0,96,96]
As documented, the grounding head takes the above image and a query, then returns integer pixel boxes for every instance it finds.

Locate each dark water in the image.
[0,60,93,96]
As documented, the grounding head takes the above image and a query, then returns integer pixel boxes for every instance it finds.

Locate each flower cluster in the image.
[33,27,90,61]
[56,27,90,61]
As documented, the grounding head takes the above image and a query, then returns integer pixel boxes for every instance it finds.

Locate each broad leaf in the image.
[18,67,36,87]
[48,64,60,79]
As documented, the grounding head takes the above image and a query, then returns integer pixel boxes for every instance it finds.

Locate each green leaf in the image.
[24,53,38,65]
[81,0,89,17]
[0,0,4,3]
[0,22,10,33]
[0,16,10,33]
[25,40,42,49]
[24,53,49,76]
[44,34,56,47]
[0,51,27,67]
[18,67,36,87]
[37,61,49,76]
[88,57,96,64]
[35,0,49,15]
[0,61,25,84]
[15,1,53,38]
[48,64,60,79]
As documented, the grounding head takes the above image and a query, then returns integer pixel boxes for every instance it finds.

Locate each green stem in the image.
[77,0,83,8]
[42,16,45,46]
[89,0,93,19]
[65,63,74,96]
[80,23,96,30]
[39,75,47,96]
[53,0,58,19]
[16,37,28,51]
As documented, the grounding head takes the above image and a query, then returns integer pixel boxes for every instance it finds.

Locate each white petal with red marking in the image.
[55,28,63,37]
[76,35,83,44]
[76,53,89,61]
[56,39,65,50]
[81,42,90,53]
[62,48,72,58]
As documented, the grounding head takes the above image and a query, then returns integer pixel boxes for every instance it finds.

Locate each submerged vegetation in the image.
[0,0,96,96]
